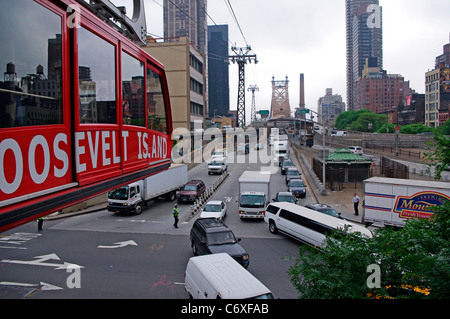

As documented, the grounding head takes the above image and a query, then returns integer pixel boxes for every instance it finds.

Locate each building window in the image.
[122,51,145,126]
[190,102,203,116]
[190,54,203,74]
[147,68,168,134]
[0,1,63,128]
[190,78,203,95]
[78,27,117,124]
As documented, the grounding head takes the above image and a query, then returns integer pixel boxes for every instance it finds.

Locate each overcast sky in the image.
[114,0,450,122]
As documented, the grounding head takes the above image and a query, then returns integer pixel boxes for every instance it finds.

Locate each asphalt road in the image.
[0,146,308,299]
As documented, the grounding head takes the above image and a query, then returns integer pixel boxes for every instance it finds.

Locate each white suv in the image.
[208,157,227,175]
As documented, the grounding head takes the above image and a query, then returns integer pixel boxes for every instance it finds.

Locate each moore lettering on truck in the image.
[363,177,450,227]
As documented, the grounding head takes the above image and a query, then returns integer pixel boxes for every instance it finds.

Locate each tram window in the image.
[147,68,168,134]
[0,1,63,128]
[78,27,117,124]
[122,52,145,127]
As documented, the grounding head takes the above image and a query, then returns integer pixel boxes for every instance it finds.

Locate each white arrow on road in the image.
[97,240,138,249]
[1,253,84,270]
[0,281,63,291]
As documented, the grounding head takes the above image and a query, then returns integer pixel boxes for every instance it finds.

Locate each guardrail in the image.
[186,170,230,219]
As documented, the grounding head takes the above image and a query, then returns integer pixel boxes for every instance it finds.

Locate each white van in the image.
[264,202,372,248]
[185,253,274,299]
[331,130,348,137]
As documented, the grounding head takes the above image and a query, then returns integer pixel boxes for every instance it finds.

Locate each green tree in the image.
[376,122,395,133]
[436,119,450,136]
[335,110,387,132]
[401,123,434,135]
[425,130,450,179]
[335,109,370,130]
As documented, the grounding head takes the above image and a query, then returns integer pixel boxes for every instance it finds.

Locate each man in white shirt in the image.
[353,193,361,216]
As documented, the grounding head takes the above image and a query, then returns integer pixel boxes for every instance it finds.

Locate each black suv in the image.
[190,218,249,268]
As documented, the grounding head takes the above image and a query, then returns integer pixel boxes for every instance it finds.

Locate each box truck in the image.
[238,171,271,219]
[107,164,188,214]
[363,177,450,228]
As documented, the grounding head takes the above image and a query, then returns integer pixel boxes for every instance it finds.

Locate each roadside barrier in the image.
[189,170,229,217]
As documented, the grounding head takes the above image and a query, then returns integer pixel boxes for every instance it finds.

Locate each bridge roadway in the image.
[0,146,306,299]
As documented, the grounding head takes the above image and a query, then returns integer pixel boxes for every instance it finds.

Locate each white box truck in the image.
[363,177,450,228]
[107,164,188,215]
[238,171,271,219]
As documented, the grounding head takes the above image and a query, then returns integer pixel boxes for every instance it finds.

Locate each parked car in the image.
[305,203,343,219]
[285,167,301,185]
[287,179,307,198]
[273,191,296,203]
[348,146,363,155]
[177,180,206,203]
[280,159,294,175]
[200,200,227,220]
[190,218,249,268]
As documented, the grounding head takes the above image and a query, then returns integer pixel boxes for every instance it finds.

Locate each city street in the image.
[0,147,308,299]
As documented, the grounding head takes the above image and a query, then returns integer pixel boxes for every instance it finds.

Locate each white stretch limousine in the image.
[264,202,372,248]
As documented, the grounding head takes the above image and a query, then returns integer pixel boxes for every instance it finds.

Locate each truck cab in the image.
[108,180,145,215]
[239,191,267,219]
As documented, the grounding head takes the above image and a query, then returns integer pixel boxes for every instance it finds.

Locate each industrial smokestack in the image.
[299,73,305,109]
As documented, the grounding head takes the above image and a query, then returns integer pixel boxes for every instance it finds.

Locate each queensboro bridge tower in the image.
[270,76,291,119]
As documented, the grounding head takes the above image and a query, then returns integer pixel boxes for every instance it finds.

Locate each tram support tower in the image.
[270,76,291,119]
[247,85,259,123]
[228,46,258,128]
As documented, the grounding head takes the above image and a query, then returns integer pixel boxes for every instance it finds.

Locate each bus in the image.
[0,0,173,232]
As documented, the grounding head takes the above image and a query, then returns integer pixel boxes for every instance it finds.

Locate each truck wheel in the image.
[165,191,176,201]
[134,203,143,215]
[269,220,278,234]
[192,242,198,256]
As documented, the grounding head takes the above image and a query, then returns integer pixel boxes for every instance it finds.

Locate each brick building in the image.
[353,58,413,119]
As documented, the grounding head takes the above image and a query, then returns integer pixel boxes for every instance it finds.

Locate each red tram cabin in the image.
[0,0,173,231]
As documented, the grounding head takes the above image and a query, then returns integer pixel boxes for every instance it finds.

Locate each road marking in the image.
[1,253,84,270]
[224,196,233,203]
[0,233,41,249]
[0,281,63,291]
[98,240,138,249]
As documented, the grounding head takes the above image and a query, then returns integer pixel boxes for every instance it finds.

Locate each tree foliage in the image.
[335,110,387,132]
[425,130,450,180]
[400,123,434,135]
[288,211,450,299]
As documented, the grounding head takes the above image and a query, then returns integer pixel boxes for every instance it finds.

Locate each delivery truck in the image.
[363,177,450,228]
[238,171,271,219]
[107,164,188,215]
